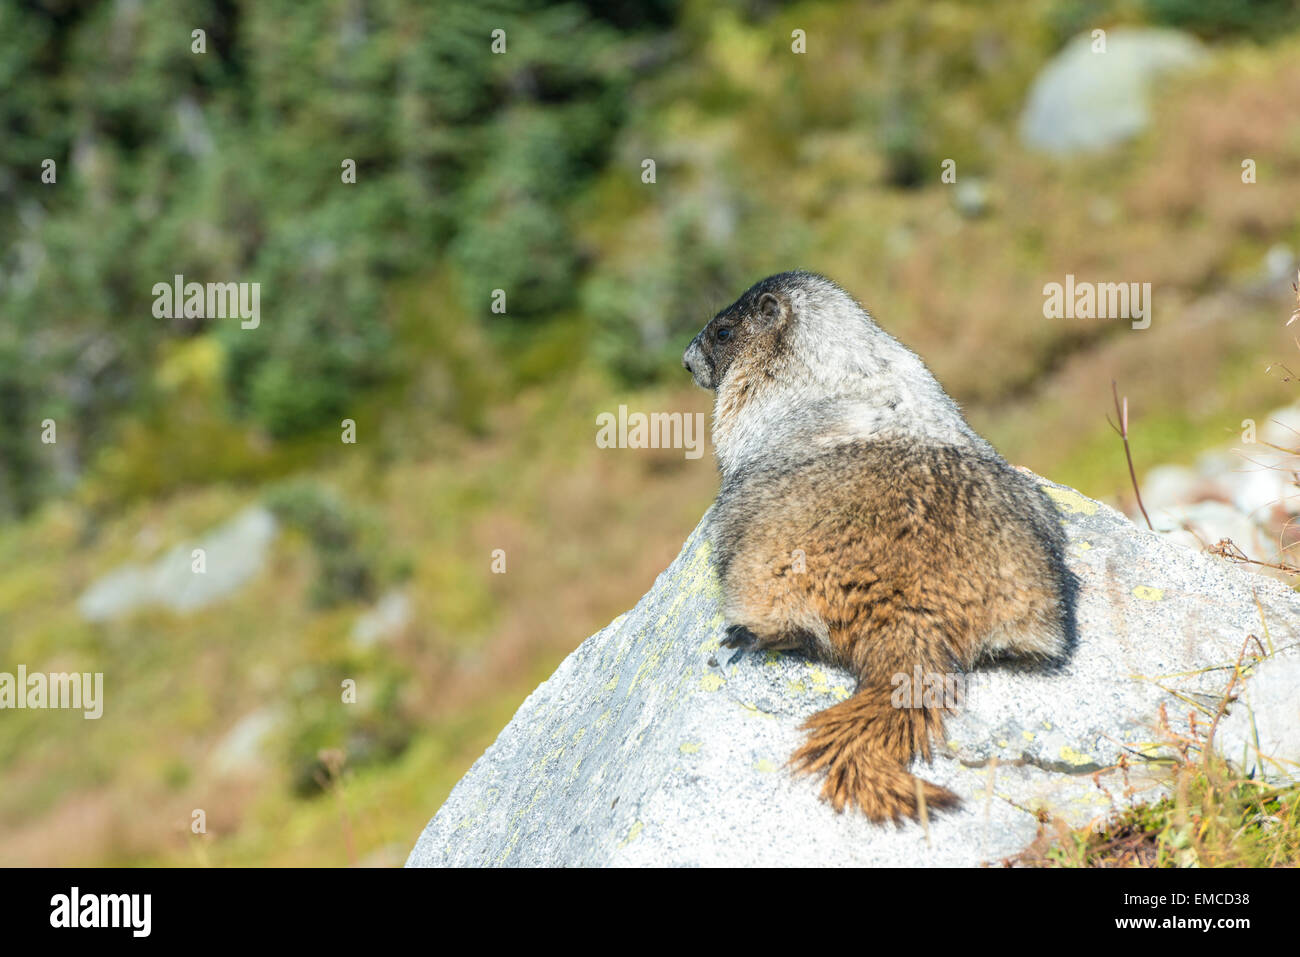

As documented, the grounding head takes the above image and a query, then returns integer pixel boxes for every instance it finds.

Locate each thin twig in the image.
[1264,360,1300,383]
[1206,537,1300,576]
[1106,380,1153,530]
[1204,633,1256,763]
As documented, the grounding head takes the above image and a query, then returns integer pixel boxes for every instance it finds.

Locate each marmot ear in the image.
[757,292,788,329]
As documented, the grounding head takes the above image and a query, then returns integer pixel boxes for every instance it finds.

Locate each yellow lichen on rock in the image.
[1043,486,1098,516]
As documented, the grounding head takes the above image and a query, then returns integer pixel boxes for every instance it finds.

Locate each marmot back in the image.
[684,271,1078,823]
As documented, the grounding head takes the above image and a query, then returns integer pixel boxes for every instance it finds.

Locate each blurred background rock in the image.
[3,0,1300,865]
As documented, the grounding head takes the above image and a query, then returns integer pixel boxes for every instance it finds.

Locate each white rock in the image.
[1195,448,1239,478]
[953,179,990,219]
[352,590,413,648]
[1140,464,1203,513]
[1259,404,1300,451]
[1263,244,1296,286]
[408,477,1300,867]
[1019,29,1205,155]
[1150,500,1274,561]
[211,707,282,776]
[1216,656,1300,784]
[1223,465,1289,518]
[77,507,278,622]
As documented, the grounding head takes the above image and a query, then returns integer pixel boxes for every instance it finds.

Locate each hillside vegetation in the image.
[3,0,1299,865]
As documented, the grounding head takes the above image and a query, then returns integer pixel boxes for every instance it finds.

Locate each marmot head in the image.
[682,270,887,394]
[682,276,792,392]
[683,271,984,476]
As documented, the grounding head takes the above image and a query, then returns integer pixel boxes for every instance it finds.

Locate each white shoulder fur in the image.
[712,277,987,478]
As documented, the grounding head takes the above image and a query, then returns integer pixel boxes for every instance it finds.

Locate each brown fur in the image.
[714,441,1074,823]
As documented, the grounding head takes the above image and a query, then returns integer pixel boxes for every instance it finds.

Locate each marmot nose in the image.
[683,355,695,375]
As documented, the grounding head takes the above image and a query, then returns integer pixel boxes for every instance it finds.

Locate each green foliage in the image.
[878,85,929,189]
[1030,760,1300,867]
[1143,0,1300,40]
[284,663,413,798]
[451,110,584,318]
[0,0,643,514]
[12,0,1299,517]
[582,206,743,383]
[1042,0,1115,48]
[264,479,378,607]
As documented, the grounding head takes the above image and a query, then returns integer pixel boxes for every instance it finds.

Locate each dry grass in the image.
[0,373,718,866]
[1013,632,1300,868]
[1014,743,1300,868]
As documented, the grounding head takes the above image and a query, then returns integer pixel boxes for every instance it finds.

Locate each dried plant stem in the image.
[1206,537,1300,576]
[1107,380,1153,531]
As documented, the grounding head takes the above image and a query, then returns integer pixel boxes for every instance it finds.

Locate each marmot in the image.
[683,271,1078,823]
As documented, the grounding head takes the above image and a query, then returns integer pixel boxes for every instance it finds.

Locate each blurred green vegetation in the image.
[3,0,1300,865]
[6,0,1300,516]
[0,0,665,514]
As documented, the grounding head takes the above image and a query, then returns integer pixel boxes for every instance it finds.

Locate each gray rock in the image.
[1131,421,1300,568]
[1019,29,1205,155]
[1263,244,1296,287]
[77,506,278,622]
[352,590,413,648]
[210,706,283,776]
[953,179,990,219]
[407,477,1300,867]
[1138,463,1204,514]
[1215,655,1300,783]
[1148,500,1273,561]
[1260,403,1300,454]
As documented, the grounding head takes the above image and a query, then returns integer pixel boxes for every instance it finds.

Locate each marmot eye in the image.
[716,327,731,341]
